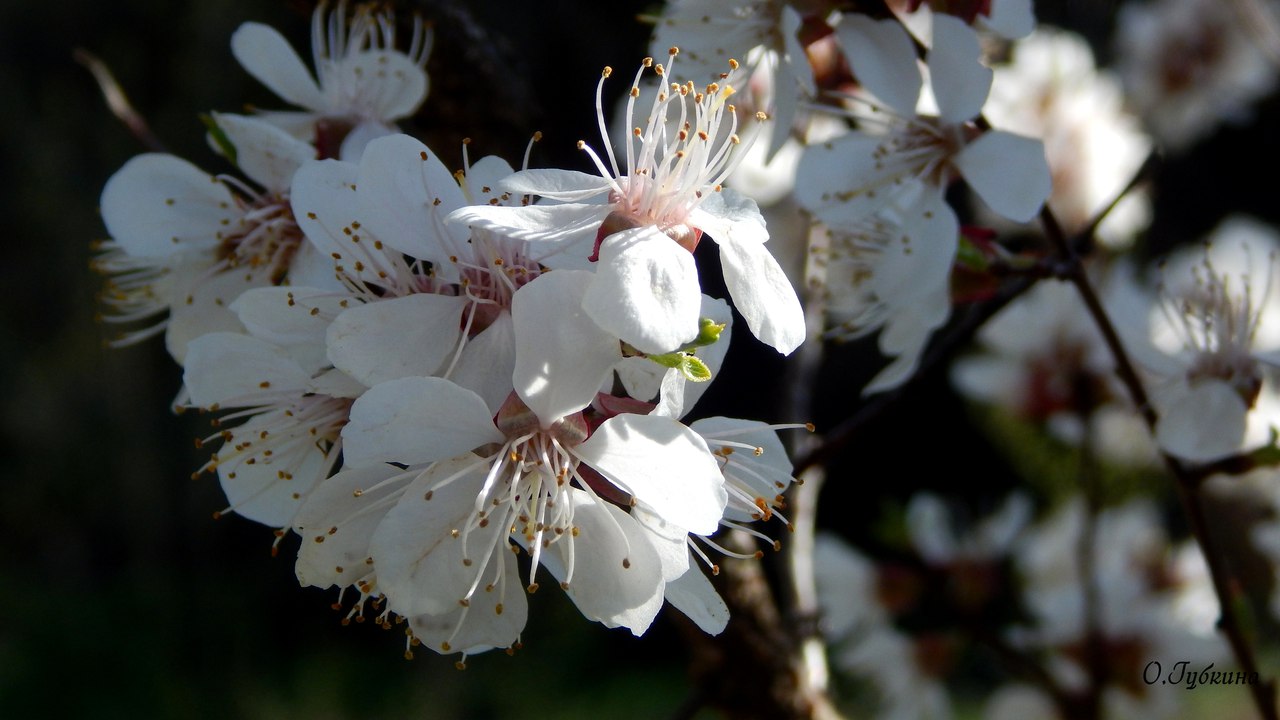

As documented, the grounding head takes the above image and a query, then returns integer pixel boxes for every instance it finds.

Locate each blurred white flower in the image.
[1114,0,1278,150]
[232,0,432,159]
[984,28,1153,247]
[1130,217,1280,461]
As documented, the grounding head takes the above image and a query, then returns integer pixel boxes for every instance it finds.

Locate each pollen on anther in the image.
[622,558,631,569]
[602,66,612,78]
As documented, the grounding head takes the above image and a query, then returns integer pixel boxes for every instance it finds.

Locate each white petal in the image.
[835,14,922,117]
[165,269,261,364]
[512,271,622,425]
[539,491,665,635]
[584,227,702,355]
[981,0,1036,39]
[211,112,315,191]
[794,134,899,227]
[101,154,236,257]
[447,202,611,253]
[574,414,726,535]
[184,332,311,407]
[217,410,332,527]
[450,311,517,415]
[499,169,613,201]
[337,120,396,162]
[231,285,348,349]
[460,155,518,205]
[231,22,325,111]
[408,546,527,655]
[1154,380,1249,462]
[954,130,1052,223]
[718,235,805,355]
[906,493,956,564]
[928,15,993,124]
[356,135,469,270]
[326,294,467,387]
[294,464,407,589]
[633,506,692,582]
[335,50,428,120]
[370,455,503,617]
[341,377,501,467]
[688,187,769,247]
[664,565,728,635]
[290,158,368,278]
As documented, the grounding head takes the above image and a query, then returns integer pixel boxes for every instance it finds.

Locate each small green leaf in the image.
[688,317,726,349]
[680,354,712,382]
[200,113,237,165]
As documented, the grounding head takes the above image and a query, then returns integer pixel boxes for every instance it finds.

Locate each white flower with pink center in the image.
[293,270,728,657]
[450,50,805,356]
[97,113,323,362]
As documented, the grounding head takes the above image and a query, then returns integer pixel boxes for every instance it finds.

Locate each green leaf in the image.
[200,113,237,165]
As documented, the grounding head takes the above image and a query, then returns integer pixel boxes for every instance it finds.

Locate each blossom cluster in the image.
[89,0,1280,715]
[96,2,808,661]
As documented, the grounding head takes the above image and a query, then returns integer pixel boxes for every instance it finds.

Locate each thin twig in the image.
[74,48,166,153]
[1042,190,1280,720]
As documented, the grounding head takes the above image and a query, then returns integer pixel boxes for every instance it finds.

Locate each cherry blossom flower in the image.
[1125,218,1280,461]
[1114,0,1279,151]
[295,271,729,657]
[97,113,320,362]
[231,0,432,159]
[1005,498,1226,719]
[647,0,824,158]
[449,50,805,356]
[984,27,1153,247]
[795,13,1050,392]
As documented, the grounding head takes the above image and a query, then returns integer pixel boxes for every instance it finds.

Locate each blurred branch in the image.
[74,49,166,153]
[1040,177,1280,720]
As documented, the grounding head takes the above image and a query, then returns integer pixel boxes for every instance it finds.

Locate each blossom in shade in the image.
[1125,218,1280,461]
[231,0,432,159]
[1114,0,1279,151]
[795,13,1050,392]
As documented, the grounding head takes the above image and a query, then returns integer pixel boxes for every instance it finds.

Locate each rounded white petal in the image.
[217,411,332,527]
[512,271,622,425]
[954,130,1052,223]
[165,268,261,365]
[356,134,468,271]
[335,50,428,120]
[1154,380,1249,461]
[574,414,727,535]
[718,235,805,354]
[326,294,467,387]
[794,134,898,227]
[408,547,528,655]
[370,455,501,617]
[231,22,325,111]
[341,377,502,467]
[981,0,1036,39]
[101,154,236,258]
[211,112,315,191]
[539,491,665,635]
[664,565,729,635]
[689,188,770,247]
[294,464,408,589]
[184,332,311,407]
[835,14,922,117]
[584,226,702,355]
[928,15,994,124]
[231,285,348,349]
